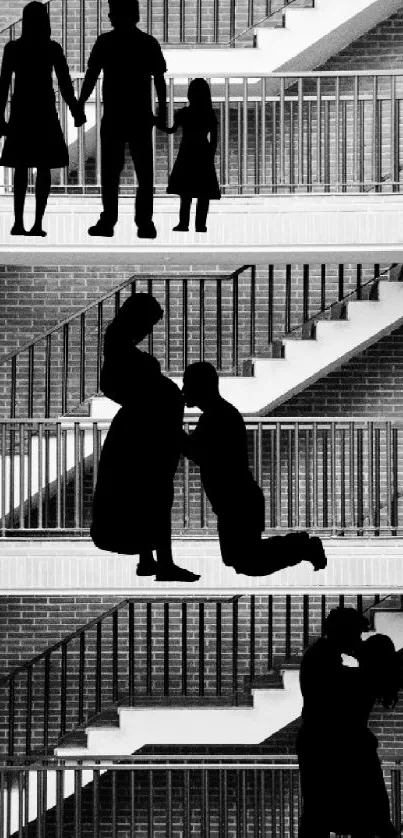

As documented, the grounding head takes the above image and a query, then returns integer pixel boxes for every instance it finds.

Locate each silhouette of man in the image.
[181,362,327,576]
[78,0,167,239]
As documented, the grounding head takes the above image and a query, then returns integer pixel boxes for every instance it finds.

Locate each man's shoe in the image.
[88,220,114,237]
[195,226,207,233]
[137,223,157,239]
[173,224,189,232]
[155,564,200,582]
[309,536,327,571]
[136,558,159,577]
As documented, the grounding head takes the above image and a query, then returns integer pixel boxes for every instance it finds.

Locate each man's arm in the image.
[78,39,103,107]
[153,73,167,128]
[0,43,13,128]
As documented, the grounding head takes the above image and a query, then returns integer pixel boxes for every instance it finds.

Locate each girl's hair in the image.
[324,607,369,640]
[22,1,52,41]
[106,293,163,346]
[359,633,401,709]
[187,78,214,114]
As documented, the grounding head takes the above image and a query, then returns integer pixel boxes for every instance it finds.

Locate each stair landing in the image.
[1,537,402,594]
[1,195,403,265]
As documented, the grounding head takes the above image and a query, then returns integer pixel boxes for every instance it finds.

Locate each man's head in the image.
[108,0,139,27]
[182,362,220,410]
[324,607,369,655]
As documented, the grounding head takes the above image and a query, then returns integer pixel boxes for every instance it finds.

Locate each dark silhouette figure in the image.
[0,1,85,236]
[165,78,220,232]
[181,362,327,576]
[78,0,167,239]
[297,608,400,838]
[91,294,199,582]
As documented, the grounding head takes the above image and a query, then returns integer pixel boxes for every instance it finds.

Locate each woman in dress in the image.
[297,608,400,838]
[0,1,85,236]
[165,78,220,232]
[91,293,199,583]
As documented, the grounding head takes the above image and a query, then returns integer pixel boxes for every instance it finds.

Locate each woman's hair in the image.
[187,78,214,114]
[105,293,163,347]
[324,607,369,640]
[22,2,52,41]
[359,633,401,709]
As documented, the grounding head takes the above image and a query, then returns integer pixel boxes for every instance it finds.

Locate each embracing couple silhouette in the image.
[298,606,401,838]
[90,293,327,582]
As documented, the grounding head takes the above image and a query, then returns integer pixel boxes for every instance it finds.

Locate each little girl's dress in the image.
[167,107,221,199]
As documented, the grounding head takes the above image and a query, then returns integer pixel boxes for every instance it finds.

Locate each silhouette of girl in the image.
[91,293,199,583]
[297,608,400,838]
[165,78,220,232]
[0,1,85,236]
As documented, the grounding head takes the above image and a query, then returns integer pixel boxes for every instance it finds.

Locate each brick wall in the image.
[0,594,401,757]
[0,262,385,419]
[269,323,403,417]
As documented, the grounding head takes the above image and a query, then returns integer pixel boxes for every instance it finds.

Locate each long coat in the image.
[91,336,184,555]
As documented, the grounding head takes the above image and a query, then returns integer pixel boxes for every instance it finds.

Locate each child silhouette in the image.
[165,78,221,233]
[0,1,85,237]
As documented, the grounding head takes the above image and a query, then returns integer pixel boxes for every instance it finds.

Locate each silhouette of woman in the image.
[91,293,200,583]
[0,1,85,236]
[165,78,220,232]
[297,608,400,838]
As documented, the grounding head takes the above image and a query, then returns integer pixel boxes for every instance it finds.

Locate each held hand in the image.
[73,106,87,128]
[153,111,168,131]
[341,653,359,668]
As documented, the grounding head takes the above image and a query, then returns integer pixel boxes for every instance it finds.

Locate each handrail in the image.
[0,268,238,369]
[226,0,313,47]
[2,415,403,424]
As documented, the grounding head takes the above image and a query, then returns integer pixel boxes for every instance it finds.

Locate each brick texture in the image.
[0,594,402,758]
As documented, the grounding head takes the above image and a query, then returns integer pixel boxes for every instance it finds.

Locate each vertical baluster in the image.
[219,771,227,838]
[182,277,188,370]
[392,428,398,534]
[45,334,51,417]
[199,601,205,696]
[303,595,309,649]
[294,423,300,530]
[128,600,135,702]
[79,0,85,72]
[28,345,34,417]
[146,602,152,695]
[163,0,169,42]
[10,356,16,419]
[18,422,25,529]
[248,265,256,357]
[232,271,239,374]
[202,770,209,837]
[349,421,356,531]
[391,75,398,191]
[8,678,15,757]
[26,666,32,755]
[330,422,336,536]
[316,77,321,186]
[216,601,222,696]
[285,265,291,333]
[374,427,380,535]
[276,422,281,529]
[280,78,285,185]
[95,622,102,715]
[229,0,235,42]
[356,264,362,301]
[287,428,293,529]
[285,595,291,659]
[200,277,205,362]
[353,75,359,189]
[43,653,50,753]
[96,302,103,391]
[182,602,188,696]
[184,771,190,835]
[367,421,374,535]
[322,428,328,530]
[340,428,346,533]
[93,768,100,838]
[148,771,154,835]
[372,76,378,192]
[272,100,277,193]
[78,633,85,725]
[62,324,69,416]
[80,314,86,404]
[267,595,273,670]
[298,78,303,187]
[338,264,344,301]
[112,610,118,702]
[95,80,102,188]
[217,279,222,369]
[224,78,230,191]
[357,428,364,533]
[74,422,80,529]
[37,422,43,531]
[180,0,185,42]
[242,78,248,193]
[391,765,402,831]
[183,422,190,528]
[196,0,202,42]
[232,599,238,698]
[320,265,326,311]
[303,265,309,323]
[250,595,255,682]
[147,0,152,33]
[168,77,174,181]
[1,424,6,537]
[164,280,171,372]
[261,77,266,191]
[164,602,170,696]
[386,421,392,533]
[268,265,273,344]
[56,768,64,838]
[60,644,67,739]
[75,769,82,838]
[305,427,310,529]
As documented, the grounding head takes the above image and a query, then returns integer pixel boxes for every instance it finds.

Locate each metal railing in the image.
[0,263,389,419]
[0,594,388,757]
[0,0,314,63]
[1,417,402,538]
[0,756,401,838]
[1,70,403,195]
